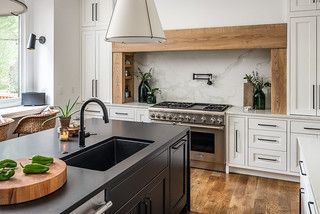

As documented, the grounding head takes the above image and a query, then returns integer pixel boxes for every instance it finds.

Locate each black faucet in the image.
[79,98,109,147]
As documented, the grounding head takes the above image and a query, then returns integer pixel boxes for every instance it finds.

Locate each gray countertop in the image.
[0,119,189,214]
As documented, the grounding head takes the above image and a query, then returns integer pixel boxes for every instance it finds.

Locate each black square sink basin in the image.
[64,138,154,171]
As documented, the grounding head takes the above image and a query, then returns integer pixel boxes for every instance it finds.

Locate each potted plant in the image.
[244,72,271,110]
[136,67,153,103]
[146,85,161,104]
[44,97,80,129]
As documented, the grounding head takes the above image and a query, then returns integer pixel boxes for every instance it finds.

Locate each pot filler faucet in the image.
[79,98,109,147]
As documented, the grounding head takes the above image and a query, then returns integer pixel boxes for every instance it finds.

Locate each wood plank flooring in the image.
[190,169,299,214]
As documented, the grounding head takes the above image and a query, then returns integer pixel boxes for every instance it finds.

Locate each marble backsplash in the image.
[134,49,271,107]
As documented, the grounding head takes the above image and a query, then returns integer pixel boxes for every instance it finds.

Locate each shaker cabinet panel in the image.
[290,16,317,116]
[228,116,246,166]
[81,0,97,27]
[81,0,112,28]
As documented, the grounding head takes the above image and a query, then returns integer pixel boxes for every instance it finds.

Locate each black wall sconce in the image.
[193,73,214,85]
[27,33,46,50]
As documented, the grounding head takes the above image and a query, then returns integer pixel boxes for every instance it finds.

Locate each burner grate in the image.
[152,102,195,109]
[203,104,229,112]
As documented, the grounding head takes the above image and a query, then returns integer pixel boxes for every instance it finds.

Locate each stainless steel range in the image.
[149,101,231,172]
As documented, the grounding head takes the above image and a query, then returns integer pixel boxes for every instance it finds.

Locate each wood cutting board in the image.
[0,158,67,205]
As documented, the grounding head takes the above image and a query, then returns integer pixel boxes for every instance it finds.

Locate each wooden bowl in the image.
[67,127,80,137]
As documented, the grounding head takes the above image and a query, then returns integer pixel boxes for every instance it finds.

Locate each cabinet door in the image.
[81,30,96,101]
[95,0,113,27]
[136,109,151,123]
[145,169,169,214]
[318,17,320,114]
[95,30,112,103]
[290,133,317,173]
[291,0,317,11]
[228,116,246,165]
[81,0,96,27]
[170,137,188,214]
[290,17,317,116]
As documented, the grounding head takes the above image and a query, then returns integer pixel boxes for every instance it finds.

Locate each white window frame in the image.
[0,15,26,109]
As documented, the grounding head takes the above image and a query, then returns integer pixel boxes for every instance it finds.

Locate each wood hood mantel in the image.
[112,24,287,53]
[112,23,287,114]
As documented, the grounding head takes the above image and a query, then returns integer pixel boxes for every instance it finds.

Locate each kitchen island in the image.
[0,119,190,214]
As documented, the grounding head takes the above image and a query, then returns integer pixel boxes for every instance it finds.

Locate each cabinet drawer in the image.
[109,150,168,212]
[249,130,287,152]
[249,118,287,132]
[110,107,135,121]
[291,121,320,134]
[248,148,286,171]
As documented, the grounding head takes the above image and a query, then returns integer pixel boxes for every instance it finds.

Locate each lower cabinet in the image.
[107,135,189,214]
[115,169,169,214]
[228,116,246,165]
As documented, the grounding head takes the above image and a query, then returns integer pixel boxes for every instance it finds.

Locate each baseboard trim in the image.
[229,167,299,182]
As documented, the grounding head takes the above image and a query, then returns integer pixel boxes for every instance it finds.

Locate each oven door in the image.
[190,126,225,171]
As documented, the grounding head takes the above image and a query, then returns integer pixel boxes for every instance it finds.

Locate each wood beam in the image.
[113,24,287,53]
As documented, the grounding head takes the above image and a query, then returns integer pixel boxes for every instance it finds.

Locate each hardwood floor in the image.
[190,169,299,214]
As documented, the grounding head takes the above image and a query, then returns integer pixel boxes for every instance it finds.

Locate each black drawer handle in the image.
[299,161,307,176]
[257,157,278,162]
[308,201,315,214]
[172,139,186,150]
[258,124,277,128]
[304,127,320,131]
[257,138,278,143]
[115,112,129,116]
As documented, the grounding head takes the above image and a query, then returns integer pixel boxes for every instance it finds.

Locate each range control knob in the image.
[168,114,173,120]
[185,116,191,122]
[210,117,216,124]
[150,113,155,118]
[191,117,196,123]
[217,117,223,124]
[201,116,207,123]
[161,115,166,120]
[173,116,178,121]
[156,114,161,119]
[178,115,184,121]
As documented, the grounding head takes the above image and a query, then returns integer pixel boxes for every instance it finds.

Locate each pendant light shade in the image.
[0,0,28,16]
[106,0,166,43]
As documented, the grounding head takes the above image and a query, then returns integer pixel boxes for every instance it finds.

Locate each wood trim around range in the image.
[112,24,288,115]
[112,23,287,53]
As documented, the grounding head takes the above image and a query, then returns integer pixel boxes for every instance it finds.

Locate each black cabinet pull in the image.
[304,127,320,131]
[235,130,239,153]
[299,161,307,176]
[258,124,277,128]
[257,138,278,143]
[139,201,147,214]
[308,201,315,214]
[145,198,151,214]
[257,157,277,162]
[115,112,128,116]
[91,3,94,21]
[172,139,186,150]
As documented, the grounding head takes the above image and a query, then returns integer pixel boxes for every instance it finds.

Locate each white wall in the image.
[26,0,54,104]
[54,0,80,107]
[155,0,286,30]
[25,0,80,106]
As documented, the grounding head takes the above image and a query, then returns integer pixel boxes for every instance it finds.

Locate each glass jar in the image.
[253,89,266,110]
[59,128,69,141]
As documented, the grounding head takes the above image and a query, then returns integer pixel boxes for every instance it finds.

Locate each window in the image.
[0,16,20,105]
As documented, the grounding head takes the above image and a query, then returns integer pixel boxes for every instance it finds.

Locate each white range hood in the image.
[0,0,28,16]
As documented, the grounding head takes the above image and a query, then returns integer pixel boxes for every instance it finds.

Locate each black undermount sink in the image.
[64,137,154,171]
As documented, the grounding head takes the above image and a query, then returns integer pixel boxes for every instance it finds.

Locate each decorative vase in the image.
[60,117,71,129]
[138,81,149,103]
[147,95,157,104]
[253,89,266,110]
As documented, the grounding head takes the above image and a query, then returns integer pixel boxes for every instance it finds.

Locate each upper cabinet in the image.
[290,16,318,116]
[290,0,318,12]
[81,0,113,28]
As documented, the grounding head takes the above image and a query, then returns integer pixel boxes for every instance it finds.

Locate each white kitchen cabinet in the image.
[248,148,287,171]
[291,133,317,173]
[290,0,317,12]
[81,30,96,101]
[228,116,246,166]
[290,16,317,116]
[136,109,151,123]
[81,0,112,28]
[109,107,135,121]
[81,30,112,103]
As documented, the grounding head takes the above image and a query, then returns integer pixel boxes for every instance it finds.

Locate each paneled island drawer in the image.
[248,148,286,171]
[291,121,320,134]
